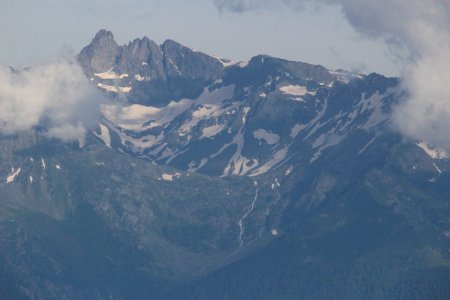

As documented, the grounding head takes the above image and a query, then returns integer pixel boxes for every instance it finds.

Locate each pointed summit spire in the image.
[93,29,115,44]
[78,29,119,73]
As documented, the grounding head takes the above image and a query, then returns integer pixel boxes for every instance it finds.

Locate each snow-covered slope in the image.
[92,60,400,178]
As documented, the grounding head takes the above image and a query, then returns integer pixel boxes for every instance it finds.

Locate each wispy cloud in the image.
[0,59,105,143]
[214,0,272,12]
[215,0,450,150]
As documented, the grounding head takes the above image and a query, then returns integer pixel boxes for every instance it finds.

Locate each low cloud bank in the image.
[0,60,105,143]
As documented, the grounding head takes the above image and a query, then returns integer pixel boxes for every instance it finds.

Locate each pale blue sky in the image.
[0,0,399,75]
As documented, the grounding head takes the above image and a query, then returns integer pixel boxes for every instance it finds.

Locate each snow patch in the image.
[134,74,144,81]
[134,74,152,81]
[161,172,182,182]
[433,163,443,174]
[94,69,129,80]
[178,102,228,136]
[221,107,260,176]
[187,159,208,172]
[304,97,329,139]
[275,178,280,187]
[94,124,112,148]
[201,124,226,139]
[97,83,132,93]
[330,70,365,83]
[78,136,85,148]
[249,148,289,176]
[291,97,305,102]
[310,134,344,164]
[253,129,280,145]
[219,58,236,67]
[358,92,390,130]
[187,158,208,173]
[168,58,181,75]
[358,137,376,155]
[290,124,306,138]
[238,61,248,68]
[6,168,21,183]
[102,85,235,132]
[417,142,448,159]
[285,166,293,176]
[280,85,315,97]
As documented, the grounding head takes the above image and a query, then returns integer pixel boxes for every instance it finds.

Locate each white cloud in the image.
[214,0,273,12]
[45,122,86,143]
[0,59,105,142]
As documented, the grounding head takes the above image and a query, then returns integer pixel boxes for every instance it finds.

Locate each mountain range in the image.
[1,30,450,299]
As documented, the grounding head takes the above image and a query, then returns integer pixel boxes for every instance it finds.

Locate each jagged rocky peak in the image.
[161,39,224,81]
[94,29,116,44]
[117,36,165,78]
[78,29,370,107]
[76,30,229,105]
[78,30,224,81]
[78,29,119,73]
[248,54,334,84]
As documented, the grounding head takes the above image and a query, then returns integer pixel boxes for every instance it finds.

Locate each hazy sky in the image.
[0,0,398,75]
[1,0,450,150]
